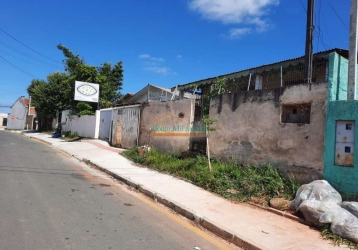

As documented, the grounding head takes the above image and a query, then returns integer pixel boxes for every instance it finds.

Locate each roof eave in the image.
[175,48,343,91]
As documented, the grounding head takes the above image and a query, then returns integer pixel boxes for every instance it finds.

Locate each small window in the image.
[346,124,352,130]
[345,146,351,153]
[281,103,311,124]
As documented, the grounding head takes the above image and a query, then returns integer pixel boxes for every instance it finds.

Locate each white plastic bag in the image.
[297,200,339,223]
[341,201,358,218]
[290,180,342,211]
[320,206,358,243]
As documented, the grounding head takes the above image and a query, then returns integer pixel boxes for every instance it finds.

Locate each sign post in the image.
[74,81,100,103]
[74,81,100,110]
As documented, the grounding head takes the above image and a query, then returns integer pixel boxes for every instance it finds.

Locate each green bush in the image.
[65,131,78,138]
[76,102,95,116]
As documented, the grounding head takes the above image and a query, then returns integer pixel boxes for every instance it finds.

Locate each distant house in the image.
[116,93,135,105]
[7,96,37,130]
[126,84,198,104]
[0,113,7,127]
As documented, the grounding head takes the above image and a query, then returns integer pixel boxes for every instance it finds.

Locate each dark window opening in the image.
[194,103,202,122]
[282,103,311,124]
[345,146,351,153]
[2,118,7,126]
[346,124,352,130]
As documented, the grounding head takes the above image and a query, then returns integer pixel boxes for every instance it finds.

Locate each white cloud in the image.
[229,27,252,38]
[177,55,182,59]
[151,57,165,62]
[144,66,172,75]
[139,54,150,58]
[189,0,279,33]
[138,54,165,61]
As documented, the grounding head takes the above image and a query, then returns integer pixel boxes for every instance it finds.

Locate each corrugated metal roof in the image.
[174,48,347,91]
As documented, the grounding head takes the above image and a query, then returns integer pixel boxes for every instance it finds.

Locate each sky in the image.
[0,0,351,113]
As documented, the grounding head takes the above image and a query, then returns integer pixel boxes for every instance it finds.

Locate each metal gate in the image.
[111,106,140,149]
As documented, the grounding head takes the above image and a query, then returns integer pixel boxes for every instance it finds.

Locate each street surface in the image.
[0,131,237,250]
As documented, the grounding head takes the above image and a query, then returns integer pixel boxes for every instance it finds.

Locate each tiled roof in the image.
[21,98,30,106]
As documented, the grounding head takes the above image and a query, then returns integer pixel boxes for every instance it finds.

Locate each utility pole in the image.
[348,0,358,100]
[28,95,31,115]
[305,0,315,89]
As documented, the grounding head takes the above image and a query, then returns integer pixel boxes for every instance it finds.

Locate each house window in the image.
[281,103,311,124]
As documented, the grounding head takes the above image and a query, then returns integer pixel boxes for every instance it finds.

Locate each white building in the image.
[7,96,36,130]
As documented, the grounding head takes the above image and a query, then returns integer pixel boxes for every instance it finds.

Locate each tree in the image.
[57,44,123,109]
[27,44,124,130]
[202,78,226,171]
[27,72,71,130]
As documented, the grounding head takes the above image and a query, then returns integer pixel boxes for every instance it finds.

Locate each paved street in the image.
[0,131,236,250]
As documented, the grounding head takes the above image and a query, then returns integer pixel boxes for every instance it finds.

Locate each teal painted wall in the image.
[324,52,358,200]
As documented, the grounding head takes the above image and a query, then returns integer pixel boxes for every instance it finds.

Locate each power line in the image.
[0,49,57,69]
[298,0,329,50]
[299,0,307,12]
[321,6,332,47]
[0,27,63,64]
[0,54,40,79]
[325,0,349,31]
[315,0,322,51]
[0,40,60,68]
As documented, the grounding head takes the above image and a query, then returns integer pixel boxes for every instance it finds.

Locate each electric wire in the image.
[321,7,333,48]
[0,40,59,68]
[0,27,63,64]
[325,0,350,31]
[0,54,40,79]
[315,0,322,51]
[0,49,58,70]
[298,0,329,50]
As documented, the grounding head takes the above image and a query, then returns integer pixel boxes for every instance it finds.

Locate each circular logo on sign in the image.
[77,84,97,96]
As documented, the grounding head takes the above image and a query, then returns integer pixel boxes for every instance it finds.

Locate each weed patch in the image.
[122,148,299,202]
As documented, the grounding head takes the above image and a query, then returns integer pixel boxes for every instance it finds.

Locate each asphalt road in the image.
[0,131,237,250]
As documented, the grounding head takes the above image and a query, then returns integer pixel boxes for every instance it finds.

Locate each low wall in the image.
[139,99,203,155]
[209,82,327,183]
[61,110,99,138]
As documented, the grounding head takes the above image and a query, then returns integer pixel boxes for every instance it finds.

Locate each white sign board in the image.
[74,81,99,103]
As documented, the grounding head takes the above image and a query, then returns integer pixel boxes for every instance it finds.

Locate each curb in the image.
[24,135,290,250]
[25,134,53,146]
[82,158,267,250]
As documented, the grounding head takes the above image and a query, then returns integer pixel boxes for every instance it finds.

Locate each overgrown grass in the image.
[123,148,358,248]
[123,148,299,202]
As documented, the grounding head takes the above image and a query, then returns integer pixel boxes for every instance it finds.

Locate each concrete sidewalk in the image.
[23,132,343,250]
